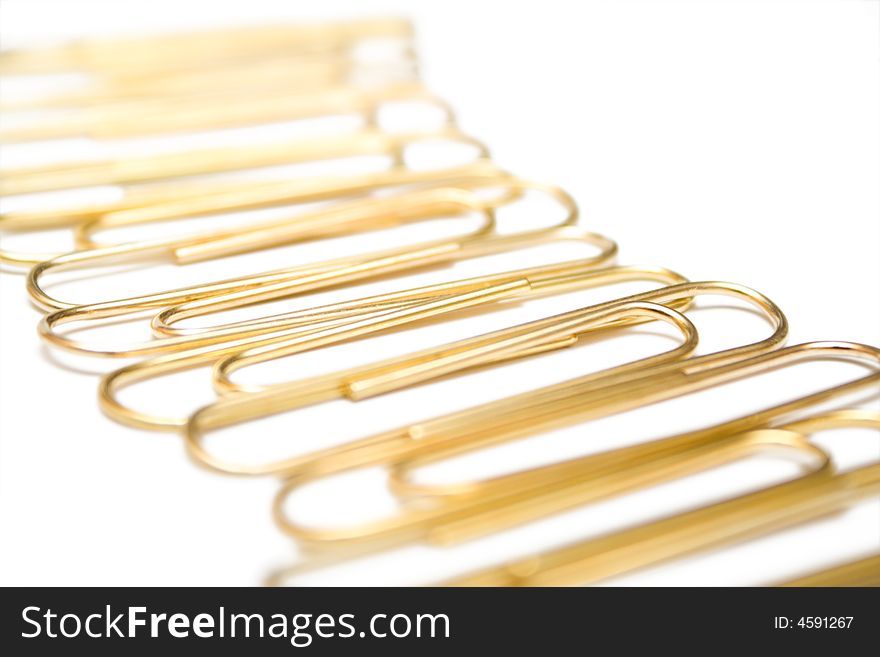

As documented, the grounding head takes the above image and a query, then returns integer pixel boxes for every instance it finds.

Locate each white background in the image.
[0,0,878,586]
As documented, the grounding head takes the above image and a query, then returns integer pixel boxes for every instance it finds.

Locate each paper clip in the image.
[43,225,617,359]
[388,340,879,494]
[211,280,784,397]
[0,83,452,144]
[179,280,783,480]
[96,261,678,432]
[0,56,415,112]
[71,163,504,253]
[26,181,501,310]
[442,409,879,586]
[777,553,880,587]
[32,176,593,323]
[146,180,601,336]
[188,300,697,466]
[0,19,415,77]
[264,420,829,586]
[0,46,418,113]
[0,19,417,113]
[0,125,481,197]
[266,342,876,549]
[0,156,499,232]
[1,142,501,269]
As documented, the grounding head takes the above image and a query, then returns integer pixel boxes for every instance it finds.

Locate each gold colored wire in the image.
[0,19,414,76]
[1,152,503,269]
[43,229,617,360]
[0,128,474,197]
[147,180,586,333]
[441,410,880,586]
[179,279,783,481]
[268,343,877,549]
[26,183,498,311]
[777,553,880,587]
[0,51,417,112]
[97,260,686,433]
[212,280,785,397]
[0,83,450,143]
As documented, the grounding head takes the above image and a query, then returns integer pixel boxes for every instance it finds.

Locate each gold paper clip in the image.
[33,177,596,329]
[388,341,880,493]
[0,43,418,112]
[0,126,473,197]
[96,261,681,432]
[211,280,785,397]
[27,180,503,310]
[43,226,618,360]
[1,155,498,234]
[188,300,697,473]
[0,19,417,112]
[71,161,503,253]
[0,19,414,76]
[265,418,830,586]
[0,83,452,143]
[145,180,603,336]
[267,342,877,549]
[1,139,500,269]
[179,280,784,480]
[778,553,880,587]
[443,409,879,586]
